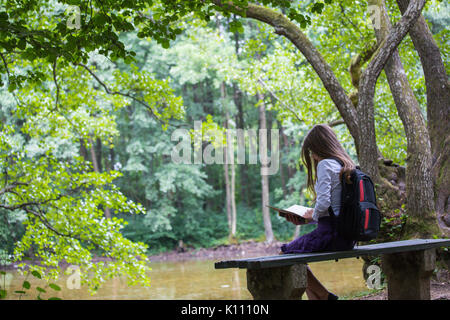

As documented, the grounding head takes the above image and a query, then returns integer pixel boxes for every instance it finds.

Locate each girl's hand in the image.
[303,209,314,223]
[285,213,303,225]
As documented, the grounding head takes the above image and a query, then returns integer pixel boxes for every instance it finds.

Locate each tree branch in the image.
[52,58,60,111]
[257,77,303,123]
[211,0,360,148]
[357,0,426,179]
[75,63,163,122]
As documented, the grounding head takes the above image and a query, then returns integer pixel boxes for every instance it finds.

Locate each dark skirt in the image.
[280,216,355,254]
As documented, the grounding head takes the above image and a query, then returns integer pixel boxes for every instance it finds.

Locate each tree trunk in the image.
[88,137,111,219]
[231,17,250,205]
[224,145,233,237]
[89,138,100,173]
[279,123,288,198]
[230,136,237,238]
[258,91,274,243]
[369,0,436,236]
[233,73,250,206]
[217,16,237,239]
[221,80,237,240]
[396,0,450,235]
[357,0,426,181]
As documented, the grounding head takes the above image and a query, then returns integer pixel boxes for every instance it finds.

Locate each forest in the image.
[0,0,449,295]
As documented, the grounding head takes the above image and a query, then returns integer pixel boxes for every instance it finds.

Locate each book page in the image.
[285,205,312,217]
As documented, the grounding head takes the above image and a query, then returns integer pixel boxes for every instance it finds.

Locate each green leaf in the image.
[31,270,41,279]
[18,38,26,50]
[0,289,6,299]
[36,286,46,293]
[311,2,325,14]
[22,280,31,289]
[14,290,26,294]
[161,39,170,49]
[49,283,61,291]
[48,297,62,300]
[7,83,16,92]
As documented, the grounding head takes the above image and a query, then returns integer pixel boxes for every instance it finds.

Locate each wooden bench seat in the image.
[214,239,450,300]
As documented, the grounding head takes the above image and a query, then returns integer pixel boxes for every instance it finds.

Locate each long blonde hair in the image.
[301,124,355,200]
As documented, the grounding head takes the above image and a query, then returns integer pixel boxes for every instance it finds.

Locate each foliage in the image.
[0,269,62,300]
[0,47,185,292]
[0,0,447,297]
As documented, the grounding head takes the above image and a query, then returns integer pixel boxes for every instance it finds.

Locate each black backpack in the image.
[328,157,381,242]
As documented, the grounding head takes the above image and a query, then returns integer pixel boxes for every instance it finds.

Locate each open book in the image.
[266,204,313,224]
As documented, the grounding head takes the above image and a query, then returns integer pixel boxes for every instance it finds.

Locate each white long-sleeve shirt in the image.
[312,158,342,222]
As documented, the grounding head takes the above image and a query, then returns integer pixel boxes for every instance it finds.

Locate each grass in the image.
[340,287,386,300]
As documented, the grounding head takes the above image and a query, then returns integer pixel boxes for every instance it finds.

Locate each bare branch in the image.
[52,58,60,111]
[328,119,345,127]
[257,77,303,123]
[75,63,164,123]
[0,181,29,195]
[0,52,11,78]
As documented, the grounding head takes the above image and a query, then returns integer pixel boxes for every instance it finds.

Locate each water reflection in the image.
[2,258,366,300]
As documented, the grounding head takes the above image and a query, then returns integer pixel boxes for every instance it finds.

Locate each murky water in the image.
[1,258,367,300]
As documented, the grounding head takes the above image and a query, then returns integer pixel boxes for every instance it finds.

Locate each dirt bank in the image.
[148,240,285,263]
[354,280,450,300]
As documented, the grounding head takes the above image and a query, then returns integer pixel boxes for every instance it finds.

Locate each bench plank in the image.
[215,239,450,270]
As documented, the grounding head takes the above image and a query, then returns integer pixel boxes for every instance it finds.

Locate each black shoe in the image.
[328,292,339,300]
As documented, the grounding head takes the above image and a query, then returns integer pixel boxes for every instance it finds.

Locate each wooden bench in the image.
[215,239,450,300]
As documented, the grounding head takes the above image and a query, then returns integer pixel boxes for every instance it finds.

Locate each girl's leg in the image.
[305,288,321,300]
[306,266,330,300]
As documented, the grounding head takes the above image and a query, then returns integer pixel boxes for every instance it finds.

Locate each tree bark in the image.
[369,0,436,235]
[396,0,450,235]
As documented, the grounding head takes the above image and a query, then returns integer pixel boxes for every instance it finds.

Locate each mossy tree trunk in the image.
[396,0,450,236]
[368,0,437,237]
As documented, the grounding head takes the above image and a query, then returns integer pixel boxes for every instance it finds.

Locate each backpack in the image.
[328,157,381,242]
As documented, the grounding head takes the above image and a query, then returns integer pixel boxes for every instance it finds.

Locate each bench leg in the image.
[246,263,307,300]
[382,248,435,300]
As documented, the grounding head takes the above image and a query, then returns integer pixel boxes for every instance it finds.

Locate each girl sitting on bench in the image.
[280,123,356,300]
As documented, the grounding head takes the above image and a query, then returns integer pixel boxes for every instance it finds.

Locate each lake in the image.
[1,257,367,300]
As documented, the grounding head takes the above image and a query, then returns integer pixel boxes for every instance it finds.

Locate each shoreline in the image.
[148,239,285,263]
[0,239,286,270]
